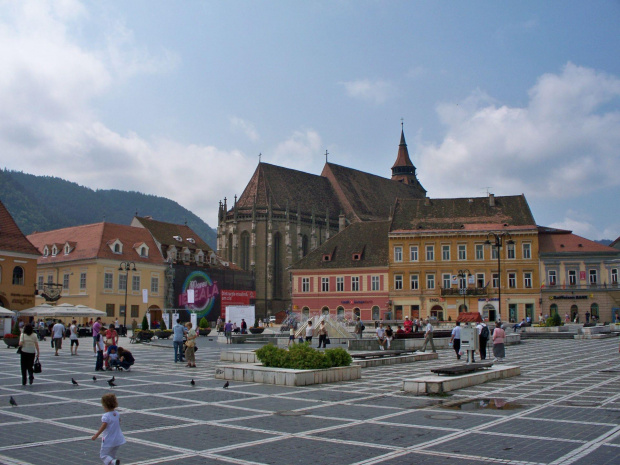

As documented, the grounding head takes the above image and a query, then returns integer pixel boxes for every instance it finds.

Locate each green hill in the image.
[0,169,217,248]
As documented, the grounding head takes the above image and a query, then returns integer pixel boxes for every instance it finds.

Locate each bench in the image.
[431,362,494,376]
[351,350,415,360]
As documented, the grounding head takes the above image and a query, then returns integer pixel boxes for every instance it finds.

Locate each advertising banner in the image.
[220,290,256,317]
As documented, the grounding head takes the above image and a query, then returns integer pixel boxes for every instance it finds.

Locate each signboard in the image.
[220,290,256,317]
[225,305,255,326]
[178,271,221,319]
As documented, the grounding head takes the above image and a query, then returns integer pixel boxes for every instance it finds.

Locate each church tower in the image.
[391,126,419,185]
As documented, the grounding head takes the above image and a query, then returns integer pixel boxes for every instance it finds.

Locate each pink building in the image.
[290,221,390,321]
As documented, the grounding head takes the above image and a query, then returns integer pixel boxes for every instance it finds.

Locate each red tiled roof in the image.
[0,200,40,256]
[27,223,164,265]
[133,216,212,252]
[391,129,414,169]
[538,230,619,254]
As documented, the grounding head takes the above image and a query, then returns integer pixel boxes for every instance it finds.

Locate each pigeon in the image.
[109,376,115,383]
[92,376,97,382]
[223,381,229,389]
[71,378,79,386]
[9,396,17,407]
[107,380,116,388]
[190,379,195,386]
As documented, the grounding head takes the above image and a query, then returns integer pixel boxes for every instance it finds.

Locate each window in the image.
[64,244,70,254]
[51,245,57,256]
[336,276,344,292]
[351,276,359,291]
[568,270,577,286]
[492,273,499,288]
[38,275,44,288]
[491,246,499,260]
[458,244,467,260]
[426,274,435,289]
[80,272,87,290]
[612,268,618,284]
[119,305,126,316]
[522,243,531,259]
[591,303,599,319]
[43,246,49,257]
[508,272,516,288]
[426,245,435,261]
[507,243,515,259]
[302,277,310,292]
[118,274,127,291]
[589,269,597,285]
[321,277,329,292]
[410,246,418,261]
[47,274,54,284]
[140,247,147,257]
[371,276,380,291]
[410,274,419,290]
[12,267,24,285]
[131,305,139,318]
[394,246,403,262]
[371,306,380,320]
[548,270,557,286]
[524,272,532,288]
[442,273,451,289]
[442,245,450,261]
[475,244,484,260]
[114,243,121,253]
[106,303,115,317]
[476,273,485,288]
[132,275,140,292]
[394,275,403,290]
[151,276,159,294]
[63,273,70,290]
[459,276,467,289]
[104,272,113,290]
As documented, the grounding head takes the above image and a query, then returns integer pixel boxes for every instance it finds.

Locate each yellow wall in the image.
[0,252,38,311]
[388,230,540,322]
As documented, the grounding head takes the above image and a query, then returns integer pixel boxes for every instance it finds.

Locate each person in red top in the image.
[403,316,413,333]
[104,324,119,370]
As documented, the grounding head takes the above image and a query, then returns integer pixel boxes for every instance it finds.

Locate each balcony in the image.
[440,287,488,297]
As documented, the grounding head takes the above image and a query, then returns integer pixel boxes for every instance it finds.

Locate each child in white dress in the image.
[92,393,125,465]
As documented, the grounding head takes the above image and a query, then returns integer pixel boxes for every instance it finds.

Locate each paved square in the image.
[1,335,619,464]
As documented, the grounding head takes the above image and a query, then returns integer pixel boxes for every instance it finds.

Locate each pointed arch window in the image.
[240,231,250,271]
[273,233,282,299]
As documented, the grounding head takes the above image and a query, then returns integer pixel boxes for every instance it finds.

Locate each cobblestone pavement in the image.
[1,335,619,465]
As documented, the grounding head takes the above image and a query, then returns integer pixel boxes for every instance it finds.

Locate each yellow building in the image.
[389,195,540,323]
[27,223,166,327]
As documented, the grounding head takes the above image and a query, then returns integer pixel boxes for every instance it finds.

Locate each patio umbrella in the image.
[37,303,105,318]
[0,306,15,317]
[17,303,55,317]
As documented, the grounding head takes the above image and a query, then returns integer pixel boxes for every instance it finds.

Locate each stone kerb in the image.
[220,350,258,363]
[352,351,438,368]
[215,363,361,386]
[523,326,570,333]
[403,365,521,395]
[348,334,520,352]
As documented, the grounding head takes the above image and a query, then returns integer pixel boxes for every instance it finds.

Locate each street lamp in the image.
[484,232,514,322]
[118,261,136,332]
[457,269,471,312]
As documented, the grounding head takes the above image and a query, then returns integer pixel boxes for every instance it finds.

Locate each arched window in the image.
[114,243,120,253]
[550,304,558,317]
[321,306,330,315]
[590,303,599,320]
[302,234,309,257]
[353,307,361,318]
[302,307,310,318]
[371,306,380,320]
[570,304,579,322]
[273,233,282,299]
[240,231,250,271]
[12,266,24,285]
[337,306,344,318]
[458,304,468,313]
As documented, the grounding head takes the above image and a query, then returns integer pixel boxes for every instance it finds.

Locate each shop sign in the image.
[549,295,588,300]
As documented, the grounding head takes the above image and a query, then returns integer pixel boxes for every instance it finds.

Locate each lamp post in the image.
[118,261,136,332]
[457,269,471,312]
[484,232,514,322]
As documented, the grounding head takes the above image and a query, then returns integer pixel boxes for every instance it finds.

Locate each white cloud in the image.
[340,78,395,104]
[229,116,260,142]
[417,63,620,203]
[270,129,323,171]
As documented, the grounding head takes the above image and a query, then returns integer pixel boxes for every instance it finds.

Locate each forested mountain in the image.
[0,170,217,248]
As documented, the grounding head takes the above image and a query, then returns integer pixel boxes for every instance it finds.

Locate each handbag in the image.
[326,338,331,345]
[33,357,42,373]
[16,346,23,354]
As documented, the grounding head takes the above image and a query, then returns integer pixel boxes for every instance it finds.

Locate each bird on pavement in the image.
[10,396,17,407]
[190,379,195,386]
[109,376,115,383]
[107,380,116,388]
[223,381,229,389]
[92,376,97,382]
[71,378,79,385]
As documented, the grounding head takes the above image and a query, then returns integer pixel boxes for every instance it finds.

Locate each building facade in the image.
[538,227,620,322]
[0,200,40,311]
[389,195,540,323]
[27,223,166,326]
[291,221,390,321]
[217,129,426,316]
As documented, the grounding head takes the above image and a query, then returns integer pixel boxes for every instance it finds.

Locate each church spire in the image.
[391,123,417,184]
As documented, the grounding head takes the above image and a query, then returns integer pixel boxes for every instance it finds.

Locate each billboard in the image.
[221,290,256,317]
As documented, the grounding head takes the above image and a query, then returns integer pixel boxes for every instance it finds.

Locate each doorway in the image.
[483,303,496,322]
[430,305,444,321]
[570,305,578,322]
[509,304,518,323]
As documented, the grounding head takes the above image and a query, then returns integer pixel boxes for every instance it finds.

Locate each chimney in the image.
[339,213,346,232]
[489,193,495,207]
[424,196,431,206]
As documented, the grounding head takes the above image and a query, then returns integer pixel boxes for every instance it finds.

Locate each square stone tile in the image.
[312,422,450,447]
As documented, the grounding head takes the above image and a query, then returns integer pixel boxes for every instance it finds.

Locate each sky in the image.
[0,0,619,240]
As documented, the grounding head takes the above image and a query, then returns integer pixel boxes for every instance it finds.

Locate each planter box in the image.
[198,329,211,336]
[403,365,521,395]
[154,330,172,339]
[3,337,19,348]
[249,327,265,334]
[215,363,361,386]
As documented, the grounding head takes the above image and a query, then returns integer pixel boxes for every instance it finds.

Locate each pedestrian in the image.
[92,393,125,465]
[305,321,313,342]
[450,321,462,360]
[385,324,394,349]
[288,325,295,347]
[240,319,247,334]
[564,313,570,324]
[52,319,66,356]
[69,319,79,355]
[172,319,186,363]
[95,334,105,371]
[539,312,544,325]
[317,321,328,348]
[185,322,197,368]
[585,311,591,324]
[354,316,364,340]
[131,319,138,336]
[104,324,118,370]
[216,317,223,335]
[420,318,436,353]
[93,317,103,356]
[224,320,233,344]
[477,319,489,360]
[115,347,134,371]
[18,324,40,386]
[376,323,387,350]
[492,321,506,362]
[403,316,413,333]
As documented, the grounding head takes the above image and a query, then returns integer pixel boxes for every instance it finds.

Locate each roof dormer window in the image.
[108,239,123,254]
[140,247,148,257]
[187,238,196,244]
[43,246,49,257]
[114,244,121,253]
[173,235,182,242]
[352,254,361,261]
[51,245,58,257]
[64,245,70,255]
[322,254,331,262]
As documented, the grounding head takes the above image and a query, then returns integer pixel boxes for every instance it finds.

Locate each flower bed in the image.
[255,343,352,369]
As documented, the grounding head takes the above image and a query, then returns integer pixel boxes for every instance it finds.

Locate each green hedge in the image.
[546,314,562,327]
[255,343,352,370]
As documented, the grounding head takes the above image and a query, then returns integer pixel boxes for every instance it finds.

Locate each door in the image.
[525,304,534,321]
[394,305,402,320]
[371,306,380,320]
[410,305,420,319]
[509,304,518,323]
[430,305,444,321]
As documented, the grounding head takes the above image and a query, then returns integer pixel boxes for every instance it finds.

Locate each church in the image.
[217,128,427,316]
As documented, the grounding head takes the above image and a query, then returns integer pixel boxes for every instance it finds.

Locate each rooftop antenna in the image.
[482,187,492,196]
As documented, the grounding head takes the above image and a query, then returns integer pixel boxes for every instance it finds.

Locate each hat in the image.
[405,316,409,319]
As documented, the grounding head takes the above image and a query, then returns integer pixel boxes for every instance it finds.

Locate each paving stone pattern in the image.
[0,336,619,464]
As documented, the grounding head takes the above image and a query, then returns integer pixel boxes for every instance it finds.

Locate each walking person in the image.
[51,319,66,356]
[288,325,296,347]
[93,317,102,356]
[385,324,394,349]
[317,321,328,348]
[95,334,105,371]
[420,319,436,353]
[18,324,40,386]
[492,321,506,362]
[477,319,489,360]
[172,319,186,363]
[305,321,314,342]
[376,323,387,350]
[354,317,363,340]
[240,319,248,334]
[450,321,462,360]
[184,322,197,367]
[69,320,79,355]
[92,393,125,465]
[224,320,233,344]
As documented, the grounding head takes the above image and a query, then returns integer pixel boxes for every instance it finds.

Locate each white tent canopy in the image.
[18,303,105,318]
[18,303,55,317]
[0,306,15,317]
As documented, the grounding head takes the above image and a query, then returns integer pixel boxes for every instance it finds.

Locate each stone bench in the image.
[351,350,414,359]
[431,362,494,376]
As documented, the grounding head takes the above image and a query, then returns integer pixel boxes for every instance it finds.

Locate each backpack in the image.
[361,324,365,331]
[480,325,489,339]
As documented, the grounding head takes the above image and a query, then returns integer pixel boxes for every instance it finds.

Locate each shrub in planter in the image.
[546,314,562,327]
[3,321,20,345]
[255,343,351,370]
[159,318,167,330]
[141,315,149,331]
[199,317,209,329]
